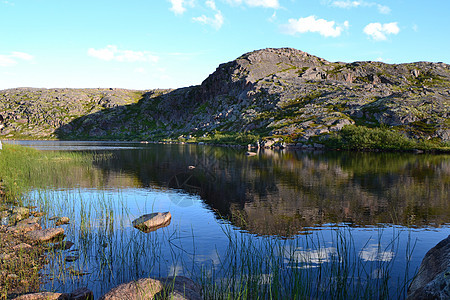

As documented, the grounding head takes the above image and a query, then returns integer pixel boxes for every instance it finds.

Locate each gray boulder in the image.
[408,235,450,299]
[132,212,171,233]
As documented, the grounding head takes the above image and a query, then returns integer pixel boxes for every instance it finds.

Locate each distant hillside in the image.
[1,48,449,149]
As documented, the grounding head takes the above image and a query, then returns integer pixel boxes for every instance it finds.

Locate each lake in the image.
[5,140,450,299]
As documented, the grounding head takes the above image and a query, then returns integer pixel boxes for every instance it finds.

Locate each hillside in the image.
[1,48,449,149]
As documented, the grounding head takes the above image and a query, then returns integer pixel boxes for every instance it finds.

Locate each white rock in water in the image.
[132,212,171,233]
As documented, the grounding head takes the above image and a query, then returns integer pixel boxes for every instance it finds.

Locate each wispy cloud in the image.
[193,0,224,30]
[331,0,390,14]
[0,51,34,67]
[225,0,280,9]
[168,0,194,15]
[87,45,159,63]
[363,22,399,41]
[281,16,349,38]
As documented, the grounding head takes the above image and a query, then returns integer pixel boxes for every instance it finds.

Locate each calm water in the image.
[6,140,450,298]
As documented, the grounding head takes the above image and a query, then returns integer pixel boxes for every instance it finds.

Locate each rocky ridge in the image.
[0,48,449,145]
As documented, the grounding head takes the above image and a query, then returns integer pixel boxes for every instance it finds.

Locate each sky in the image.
[1,0,449,90]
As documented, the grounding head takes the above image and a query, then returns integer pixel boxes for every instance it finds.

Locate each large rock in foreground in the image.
[132,212,171,233]
[408,235,450,299]
[99,276,201,300]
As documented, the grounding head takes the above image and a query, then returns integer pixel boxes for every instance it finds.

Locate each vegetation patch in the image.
[322,125,449,151]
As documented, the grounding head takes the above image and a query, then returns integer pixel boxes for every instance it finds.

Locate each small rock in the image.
[69,287,94,300]
[9,207,30,223]
[65,254,80,262]
[26,227,64,242]
[132,212,171,233]
[7,273,18,280]
[13,292,64,300]
[13,243,32,251]
[55,216,70,226]
[51,240,74,251]
[0,253,12,260]
[33,211,46,217]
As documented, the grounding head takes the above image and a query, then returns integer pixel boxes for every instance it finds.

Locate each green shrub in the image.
[324,125,416,150]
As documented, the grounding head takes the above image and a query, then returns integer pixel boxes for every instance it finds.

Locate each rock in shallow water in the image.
[132,212,171,233]
[26,227,64,242]
[407,235,450,299]
[55,216,70,226]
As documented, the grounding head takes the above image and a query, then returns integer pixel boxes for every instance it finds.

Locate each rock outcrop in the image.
[408,235,450,299]
[1,48,449,145]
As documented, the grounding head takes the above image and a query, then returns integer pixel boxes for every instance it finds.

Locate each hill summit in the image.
[1,48,449,149]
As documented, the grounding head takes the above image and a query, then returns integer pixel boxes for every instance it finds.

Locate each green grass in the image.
[191,132,260,145]
[199,226,415,299]
[0,144,104,205]
[322,125,450,152]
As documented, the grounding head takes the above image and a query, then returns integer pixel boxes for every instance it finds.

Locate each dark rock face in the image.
[1,48,449,143]
[408,235,450,299]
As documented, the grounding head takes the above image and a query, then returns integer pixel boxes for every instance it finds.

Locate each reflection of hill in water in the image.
[90,145,450,236]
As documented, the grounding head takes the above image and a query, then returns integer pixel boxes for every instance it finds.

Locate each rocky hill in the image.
[0,48,449,148]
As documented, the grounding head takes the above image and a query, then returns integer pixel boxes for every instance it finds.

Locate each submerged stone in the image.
[132,212,171,233]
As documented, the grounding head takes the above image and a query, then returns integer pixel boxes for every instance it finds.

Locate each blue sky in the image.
[1,0,449,90]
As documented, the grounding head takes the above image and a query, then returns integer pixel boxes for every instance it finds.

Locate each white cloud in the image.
[193,0,224,29]
[134,67,146,74]
[331,1,390,14]
[169,0,194,15]
[281,16,349,38]
[226,0,280,9]
[268,11,277,22]
[359,244,394,262]
[283,247,337,268]
[87,45,159,63]
[363,22,399,41]
[0,51,34,67]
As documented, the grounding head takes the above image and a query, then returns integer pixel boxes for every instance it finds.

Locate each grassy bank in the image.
[0,144,103,205]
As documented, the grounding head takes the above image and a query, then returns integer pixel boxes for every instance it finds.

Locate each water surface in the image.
[6,140,449,298]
